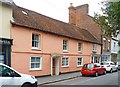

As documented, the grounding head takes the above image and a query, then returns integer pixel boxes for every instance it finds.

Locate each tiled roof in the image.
[12,6,100,44]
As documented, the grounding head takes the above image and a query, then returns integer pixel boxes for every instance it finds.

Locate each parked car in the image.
[0,63,37,87]
[81,63,106,77]
[114,61,120,70]
[101,61,118,73]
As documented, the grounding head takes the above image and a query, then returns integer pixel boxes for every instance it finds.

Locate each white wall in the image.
[0,3,12,39]
[111,37,119,54]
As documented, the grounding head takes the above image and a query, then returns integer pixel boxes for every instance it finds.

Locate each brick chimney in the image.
[68,3,89,25]
[68,3,76,25]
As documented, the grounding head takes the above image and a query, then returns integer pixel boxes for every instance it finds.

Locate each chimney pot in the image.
[70,3,73,7]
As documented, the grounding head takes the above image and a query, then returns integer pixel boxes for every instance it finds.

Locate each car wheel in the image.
[95,72,98,77]
[21,83,32,87]
[103,70,106,75]
[110,69,112,73]
[116,68,118,72]
[82,74,85,76]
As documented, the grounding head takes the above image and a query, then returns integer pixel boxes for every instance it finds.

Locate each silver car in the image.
[114,61,120,70]
[101,61,118,73]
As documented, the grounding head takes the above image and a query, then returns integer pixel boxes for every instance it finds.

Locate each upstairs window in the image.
[78,43,82,52]
[63,40,68,51]
[32,34,40,49]
[93,44,97,52]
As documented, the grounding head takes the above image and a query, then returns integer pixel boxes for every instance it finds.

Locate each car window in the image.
[95,64,100,67]
[118,62,120,65]
[83,64,94,69]
[104,63,109,65]
[110,63,114,65]
[0,65,21,77]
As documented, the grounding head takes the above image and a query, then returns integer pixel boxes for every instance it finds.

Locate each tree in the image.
[94,1,120,37]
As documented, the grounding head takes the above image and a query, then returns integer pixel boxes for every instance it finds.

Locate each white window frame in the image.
[32,34,40,50]
[78,42,82,52]
[93,44,97,52]
[61,57,69,67]
[30,56,42,70]
[77,57,83,66]
[63,40,68,52]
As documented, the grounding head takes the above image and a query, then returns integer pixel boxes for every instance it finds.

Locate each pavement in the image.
[37,71,82,85]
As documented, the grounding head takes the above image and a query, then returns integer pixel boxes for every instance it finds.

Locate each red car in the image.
[81,63,106,77]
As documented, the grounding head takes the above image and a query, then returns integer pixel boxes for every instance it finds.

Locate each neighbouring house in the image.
[118,33,120,60]
[0,0,13,66]
[111,36,119,62]
[101,37,111,62]
[0,2,102,76]
[68,3,102,63]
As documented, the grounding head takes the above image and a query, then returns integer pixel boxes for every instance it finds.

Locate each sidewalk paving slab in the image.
[37,71,82,85]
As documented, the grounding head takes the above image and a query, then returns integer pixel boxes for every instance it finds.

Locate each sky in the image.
[13,0,104,23]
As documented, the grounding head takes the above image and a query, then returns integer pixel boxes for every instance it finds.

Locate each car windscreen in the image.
[83,64,94,69]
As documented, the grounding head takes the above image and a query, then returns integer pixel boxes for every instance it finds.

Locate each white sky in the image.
[13,0,104,23]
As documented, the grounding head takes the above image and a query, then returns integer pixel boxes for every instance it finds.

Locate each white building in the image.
[111,36,119,61]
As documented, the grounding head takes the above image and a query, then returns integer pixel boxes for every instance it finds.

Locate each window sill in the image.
[92,50,97,53]
[63,50,69,53]
[61,66,69,68]
[30,68,42,71]
[32,47,41,51]
[77,65,83,67]
[78,51,82,54]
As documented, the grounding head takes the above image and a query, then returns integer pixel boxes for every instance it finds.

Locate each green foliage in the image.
[94,14,111,37]
[94,1,120,37]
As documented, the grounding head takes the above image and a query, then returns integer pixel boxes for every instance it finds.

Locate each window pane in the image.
[32,34,34,40]
[63,40,68,50]
[78,43,82,51]
[31,57,35,62]
[36,57,40,62]
[36,63,40,68]
[31,63,35,68]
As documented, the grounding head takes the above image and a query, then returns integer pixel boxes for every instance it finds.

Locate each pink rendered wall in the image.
[11,25,101,76]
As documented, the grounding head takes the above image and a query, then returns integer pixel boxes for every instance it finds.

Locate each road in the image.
[43,71,119,86]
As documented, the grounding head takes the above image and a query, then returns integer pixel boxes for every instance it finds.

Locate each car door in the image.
[110,62,116,71]
[1,65,21,86]
[94,64,102,74]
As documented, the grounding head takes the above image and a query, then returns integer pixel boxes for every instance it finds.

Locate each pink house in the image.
[10,5,101,76]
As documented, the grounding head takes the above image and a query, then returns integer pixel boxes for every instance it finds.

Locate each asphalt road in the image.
[44,71,119,86]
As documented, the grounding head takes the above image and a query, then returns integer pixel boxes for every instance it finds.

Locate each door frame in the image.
[51,54,60,76]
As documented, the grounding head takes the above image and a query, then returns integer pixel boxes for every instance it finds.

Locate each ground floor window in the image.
[0,38,12,66]
[91,56,100,63]
[77,57,83,66]
[62,57,69,67]
[0,55,4,63]
[30,57,42,70]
